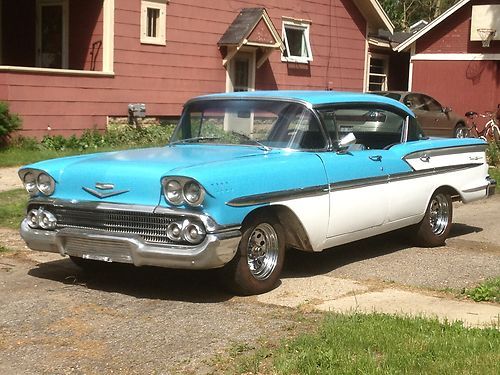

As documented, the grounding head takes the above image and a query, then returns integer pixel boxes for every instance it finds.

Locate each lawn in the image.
[489,166,500,183]
[227,313,500,374]
[0,189,28,229]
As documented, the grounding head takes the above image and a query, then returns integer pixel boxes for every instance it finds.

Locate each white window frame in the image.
[140,0,167,45]
[281,18,313,64]
[366,53,389,92]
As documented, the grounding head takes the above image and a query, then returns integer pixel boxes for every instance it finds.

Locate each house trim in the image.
[412,53,500,61]
[0,66,115,77]
[102,0,115,73]
[396,0,470,52]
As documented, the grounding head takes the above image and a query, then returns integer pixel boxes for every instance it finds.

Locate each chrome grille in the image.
[34,206,202,245]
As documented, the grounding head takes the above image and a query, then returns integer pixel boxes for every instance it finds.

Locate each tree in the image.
[380,0,460,31]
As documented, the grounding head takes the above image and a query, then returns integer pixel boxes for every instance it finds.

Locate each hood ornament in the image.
[83,182,129,199]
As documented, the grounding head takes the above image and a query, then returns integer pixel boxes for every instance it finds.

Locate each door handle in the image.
[369,155,382,162]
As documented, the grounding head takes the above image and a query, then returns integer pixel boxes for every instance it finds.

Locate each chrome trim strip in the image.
[463,185,489,193]
[228,163,483,205]
[404,144,487,160]
[226,185,329,207]
[82,186,130,199]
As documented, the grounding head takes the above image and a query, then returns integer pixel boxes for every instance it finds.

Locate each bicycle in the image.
[464,108,500,143]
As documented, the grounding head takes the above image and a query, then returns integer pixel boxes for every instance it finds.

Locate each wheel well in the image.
[242,205,313,252]
[436,185,461,202]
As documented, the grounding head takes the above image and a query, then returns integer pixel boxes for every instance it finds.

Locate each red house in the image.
[0,0,393,137]
[395,0,500,116]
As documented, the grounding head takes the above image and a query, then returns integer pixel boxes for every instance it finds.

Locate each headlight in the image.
[23,172,38,195]
[37,173,55,196]
[162,177,206,207]
[183,181,205,206]
[164,179,183,205]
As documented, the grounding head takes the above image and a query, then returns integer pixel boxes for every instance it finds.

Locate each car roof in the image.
[192,90,414,116]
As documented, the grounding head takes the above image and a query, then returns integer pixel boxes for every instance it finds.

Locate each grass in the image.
[0,189,28,229]
[0,245,11,253]
[226,313,500,375]
[489,166,500,183]
[465,277,500,303]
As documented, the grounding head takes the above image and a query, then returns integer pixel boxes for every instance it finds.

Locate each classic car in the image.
[371,91,467,138]
[19,91,496,295]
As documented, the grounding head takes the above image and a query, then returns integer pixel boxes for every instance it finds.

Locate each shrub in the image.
[0,102,22,146]
[486,142,499,166]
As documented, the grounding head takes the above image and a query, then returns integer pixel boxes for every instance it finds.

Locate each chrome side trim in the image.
[226,185,329,207]
[404,144,487,160]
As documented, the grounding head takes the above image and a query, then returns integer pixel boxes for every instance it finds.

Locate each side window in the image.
[141,0,167,45]
[422,95,442,112]
[281,19,313,63]
[407,117,426,141]
[318,107,406,150]
[404,94,426,111]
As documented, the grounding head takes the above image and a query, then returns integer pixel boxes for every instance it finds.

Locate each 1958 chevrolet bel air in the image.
[19,91,496,295]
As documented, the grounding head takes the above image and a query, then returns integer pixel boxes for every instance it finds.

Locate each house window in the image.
[141,0,166,45]
[282,19,313,63]
[367,54,389,91]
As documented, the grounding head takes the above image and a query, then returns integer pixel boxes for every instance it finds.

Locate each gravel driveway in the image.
[0,172,499,373]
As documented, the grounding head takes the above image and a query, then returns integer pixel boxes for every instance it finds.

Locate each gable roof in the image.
[395,0,470,52]
[353,0,394,33]
[218,8,282,49]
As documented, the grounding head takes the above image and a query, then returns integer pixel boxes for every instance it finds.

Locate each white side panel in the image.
[271,194,330,251]
[328,184,388,237]
[405,151,486,171]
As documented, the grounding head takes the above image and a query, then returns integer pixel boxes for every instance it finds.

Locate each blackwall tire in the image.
[221,214,285,296]
[413,190,453,247]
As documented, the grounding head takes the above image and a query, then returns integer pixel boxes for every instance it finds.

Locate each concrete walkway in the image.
[0,167,22,192]
[258,276,500,328]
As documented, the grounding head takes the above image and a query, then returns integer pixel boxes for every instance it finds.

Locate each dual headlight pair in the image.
[21,170,55,196]
[162,177,205,207]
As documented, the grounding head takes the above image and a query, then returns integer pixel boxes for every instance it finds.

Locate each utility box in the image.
[128,103,146,118]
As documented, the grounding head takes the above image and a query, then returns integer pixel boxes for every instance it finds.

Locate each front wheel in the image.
[221,214,285,295]
[413,190,453,247]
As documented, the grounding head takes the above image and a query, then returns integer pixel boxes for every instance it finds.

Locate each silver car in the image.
[372,91,467,138]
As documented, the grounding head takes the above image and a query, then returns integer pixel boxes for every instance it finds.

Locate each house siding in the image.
[411,0,500,116]
[2,0,368,137]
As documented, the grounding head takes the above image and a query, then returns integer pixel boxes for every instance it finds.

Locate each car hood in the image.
[22,145,270,205]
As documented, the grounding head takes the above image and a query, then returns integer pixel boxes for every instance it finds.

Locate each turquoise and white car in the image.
[19,91,496,295]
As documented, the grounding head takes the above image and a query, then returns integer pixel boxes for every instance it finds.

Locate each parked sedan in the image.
[18,91,495,295]
[371,91,467,138]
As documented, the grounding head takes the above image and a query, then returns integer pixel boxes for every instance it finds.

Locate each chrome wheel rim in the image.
[455,128,466,138]
[429,194,449,235]
[246,223,279,280]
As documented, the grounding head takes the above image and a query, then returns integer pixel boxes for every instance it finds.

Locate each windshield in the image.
[170,99,327,150]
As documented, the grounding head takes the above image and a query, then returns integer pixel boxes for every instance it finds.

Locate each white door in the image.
[228,51,255,92]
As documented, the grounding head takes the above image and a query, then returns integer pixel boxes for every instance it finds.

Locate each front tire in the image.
[221,214,285,295]
[454,124,467,138]
[414,190,453,247]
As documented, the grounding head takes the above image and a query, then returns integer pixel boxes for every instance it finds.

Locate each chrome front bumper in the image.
[20,219,241,269]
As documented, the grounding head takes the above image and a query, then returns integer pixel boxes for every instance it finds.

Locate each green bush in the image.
[486,142,499,166]
[35,123,175,152]
[0,102,22,146]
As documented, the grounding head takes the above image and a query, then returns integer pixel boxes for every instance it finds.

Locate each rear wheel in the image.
[454,124,467,138]
[413,190,453,247]
[221,214,285,295]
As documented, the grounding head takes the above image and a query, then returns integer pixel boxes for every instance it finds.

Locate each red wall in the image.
[2,0,368,137]
[412,0,500,116]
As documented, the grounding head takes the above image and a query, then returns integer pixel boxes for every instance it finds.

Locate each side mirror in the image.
[337,132,356,152]
[443,107,452,114]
